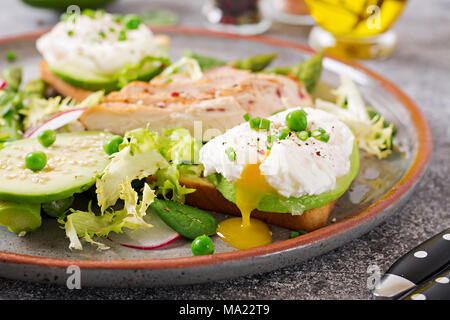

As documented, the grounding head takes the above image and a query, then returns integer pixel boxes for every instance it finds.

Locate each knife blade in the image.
[400,264,450,300]
[372,228,450,299]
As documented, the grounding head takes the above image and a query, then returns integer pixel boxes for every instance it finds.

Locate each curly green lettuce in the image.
[150,164,195,203]
[20,90,104,130]
[157,128,202,165]
[150,128,202,202]
[161,57,203,80]
[63,182,155,251]
[62,126,201,250]
[315,74,395,159]
[96,143,168,213]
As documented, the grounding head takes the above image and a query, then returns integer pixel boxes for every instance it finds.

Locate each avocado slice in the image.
[0,132,111,203]
[49,64,120,92]
[207,141,360,215]
[0,201,41,233]
[49,56,170,93]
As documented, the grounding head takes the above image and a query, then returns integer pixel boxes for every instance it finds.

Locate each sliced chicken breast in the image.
[80,67,312,139]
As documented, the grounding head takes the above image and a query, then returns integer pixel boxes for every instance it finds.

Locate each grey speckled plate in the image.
[0,27,432,287]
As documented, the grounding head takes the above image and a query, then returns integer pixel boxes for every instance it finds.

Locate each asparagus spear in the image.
[228,53,278,72]
[266,52,323,93]
[183,50,322,93]
[183,50,277,72]
[183,50,226,71]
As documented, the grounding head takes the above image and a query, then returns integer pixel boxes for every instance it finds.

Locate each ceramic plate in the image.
[0,27,432,287]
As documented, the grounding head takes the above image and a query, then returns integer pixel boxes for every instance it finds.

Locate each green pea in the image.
[191,235,214,256]
[5,50,16,62]
[286,110,307,132]
[103,135,124,155]
[124,15,142,30]
[37,129,56,147]
[25,151,47,171]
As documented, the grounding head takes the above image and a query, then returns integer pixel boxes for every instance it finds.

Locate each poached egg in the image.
[36,13,161,76]
[199,107,355,249]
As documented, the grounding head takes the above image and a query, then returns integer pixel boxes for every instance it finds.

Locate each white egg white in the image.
[200,107,355,198]
[36,14,160,76]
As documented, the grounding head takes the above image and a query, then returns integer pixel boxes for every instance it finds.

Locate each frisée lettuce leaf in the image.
[62,126,201,250]
[150,128,201,202]
[96,143,168,213]
[150,164,195,203]
[21,90,104,130]
[315,74,395,159]
[157,128,202,165]
[63,180,156,250]
[161,57,203,80]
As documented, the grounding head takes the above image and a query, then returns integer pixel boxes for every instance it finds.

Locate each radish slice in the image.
[108,211,181,250]
[24,108,86,138]
[22,126,36,138]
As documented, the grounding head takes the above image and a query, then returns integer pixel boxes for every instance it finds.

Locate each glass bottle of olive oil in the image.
[305,0,408,59]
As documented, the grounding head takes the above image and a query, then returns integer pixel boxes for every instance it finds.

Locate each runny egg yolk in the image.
[216,162,275,250]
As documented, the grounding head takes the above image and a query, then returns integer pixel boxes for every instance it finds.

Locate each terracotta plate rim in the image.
[0,26,433,270]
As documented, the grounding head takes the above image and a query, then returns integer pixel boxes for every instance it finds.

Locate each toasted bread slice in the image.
[160,174,335,232]
[39,35,171,102]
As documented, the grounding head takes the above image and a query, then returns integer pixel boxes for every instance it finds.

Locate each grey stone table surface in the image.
[0,0,448,300]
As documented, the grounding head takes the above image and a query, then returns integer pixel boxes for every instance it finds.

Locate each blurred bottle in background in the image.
[305,0,407,59]
[202,0,271,35]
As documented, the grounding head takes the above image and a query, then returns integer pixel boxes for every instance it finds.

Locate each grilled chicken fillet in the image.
[80,66,312,138]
